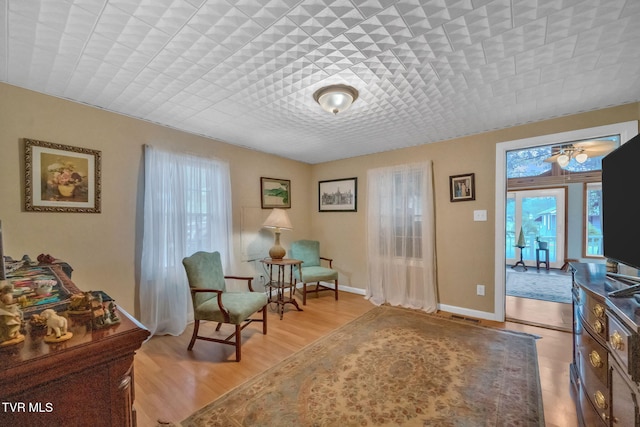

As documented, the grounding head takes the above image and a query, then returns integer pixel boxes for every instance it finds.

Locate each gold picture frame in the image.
[24,138,102,213]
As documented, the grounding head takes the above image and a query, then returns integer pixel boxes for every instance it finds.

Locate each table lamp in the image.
[262,208,292,259]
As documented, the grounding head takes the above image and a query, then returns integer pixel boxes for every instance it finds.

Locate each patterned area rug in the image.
[506,270,572,303]
[177,306,544,426]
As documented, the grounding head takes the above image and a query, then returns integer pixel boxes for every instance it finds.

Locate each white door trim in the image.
[493,120,638,322]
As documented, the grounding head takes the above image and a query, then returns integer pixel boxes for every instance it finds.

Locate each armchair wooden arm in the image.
[320,257,333,268]
[224,275,255,291]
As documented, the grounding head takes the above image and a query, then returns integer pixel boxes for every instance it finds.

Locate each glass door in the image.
[506,188,566,269]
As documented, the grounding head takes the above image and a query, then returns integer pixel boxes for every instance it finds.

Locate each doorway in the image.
[493,121,638,324]
[506,188,566,270]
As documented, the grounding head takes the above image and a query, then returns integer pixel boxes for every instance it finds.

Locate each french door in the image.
[506,188,566,269]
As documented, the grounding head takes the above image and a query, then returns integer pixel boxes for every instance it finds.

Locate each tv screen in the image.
[602,132,640,273]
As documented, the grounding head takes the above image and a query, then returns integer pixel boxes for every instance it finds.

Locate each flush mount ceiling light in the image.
[313,84,359,115]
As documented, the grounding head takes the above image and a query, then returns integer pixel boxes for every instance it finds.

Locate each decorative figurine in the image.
[0,282,25,346]
[41,308,73,343]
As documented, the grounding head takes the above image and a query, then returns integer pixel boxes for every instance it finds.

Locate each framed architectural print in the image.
[24,138,102,213]
[261,177,291,208]
[319,177,357,212]
[449,173,475,202]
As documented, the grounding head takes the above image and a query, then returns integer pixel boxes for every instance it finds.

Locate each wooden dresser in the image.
[571,262,640,426]
[0,265,149,426]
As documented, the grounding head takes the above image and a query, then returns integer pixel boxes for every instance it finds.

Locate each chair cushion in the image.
[290,240,320,267]
[194,292,268,324]
[295,266,338,283]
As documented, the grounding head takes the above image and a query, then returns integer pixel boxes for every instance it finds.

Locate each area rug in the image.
[506,270,572,304]
[177,306,544,426]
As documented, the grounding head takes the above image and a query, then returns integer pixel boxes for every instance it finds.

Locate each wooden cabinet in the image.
[0,265,149,426]
[571,263,640,427]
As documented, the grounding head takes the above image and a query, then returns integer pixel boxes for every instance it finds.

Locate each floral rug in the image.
[175,306,544,426]
[506,270,572,303]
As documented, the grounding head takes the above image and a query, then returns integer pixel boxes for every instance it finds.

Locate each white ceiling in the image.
[2,0,640,164]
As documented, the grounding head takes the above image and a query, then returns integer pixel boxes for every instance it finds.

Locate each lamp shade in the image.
[263,208,292,259]
[313,84,359,115]
[262,208,292,230]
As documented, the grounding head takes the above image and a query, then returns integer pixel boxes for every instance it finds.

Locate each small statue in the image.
[41,308,73,342]
[108,301,120,323]
[0,282,25,346]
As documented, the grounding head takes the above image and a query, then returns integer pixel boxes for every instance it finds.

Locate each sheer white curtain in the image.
[366,162,437,312]
[140,145,233,336]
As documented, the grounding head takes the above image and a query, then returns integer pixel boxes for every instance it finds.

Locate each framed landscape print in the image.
[319,177,357,212]
[24,138,102,213]
[449,173,475,202]
[261,177,291,209]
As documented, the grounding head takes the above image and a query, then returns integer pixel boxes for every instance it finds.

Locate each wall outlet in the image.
[476,284,485,296]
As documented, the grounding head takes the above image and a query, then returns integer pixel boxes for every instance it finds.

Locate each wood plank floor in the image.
[133,292,577,427]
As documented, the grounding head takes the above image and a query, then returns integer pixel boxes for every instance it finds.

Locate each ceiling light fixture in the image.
[313,84,359,115]
[556,153,571,168]
[574,152,588,163]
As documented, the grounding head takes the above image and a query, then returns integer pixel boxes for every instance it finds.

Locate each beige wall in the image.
[2,82,639,320]
[311,103,640,315]
[0,83,311,316]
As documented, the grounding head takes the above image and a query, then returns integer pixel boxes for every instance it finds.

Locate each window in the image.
[140,145,232,336]
[393,169,423,259]
[585,183,603,258]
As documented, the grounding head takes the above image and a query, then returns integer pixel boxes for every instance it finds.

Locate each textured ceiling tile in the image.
[515,36,577,73]
[229,0,299,28]
[3,0,640,163]
[351,0,399,19]
[344,6,412,56]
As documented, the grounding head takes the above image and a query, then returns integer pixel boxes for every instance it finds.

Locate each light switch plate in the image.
[473,210,487,221]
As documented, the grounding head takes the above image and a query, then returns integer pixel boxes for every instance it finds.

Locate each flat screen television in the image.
[602,132,640,283]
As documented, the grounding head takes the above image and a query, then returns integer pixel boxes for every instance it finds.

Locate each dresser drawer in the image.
[577,286,608,341]
[576,323,609,387]
[576,378,609,427]
[608,313,640,382]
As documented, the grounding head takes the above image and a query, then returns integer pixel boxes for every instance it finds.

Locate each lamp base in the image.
[268,230,286,259]
[269,245,286,260]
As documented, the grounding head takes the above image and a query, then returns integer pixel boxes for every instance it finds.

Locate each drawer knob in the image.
[589,350,603,368]
[594,390,607,409]
[593,319,604,334]
[593,304,605,318]
[611,331,624,350]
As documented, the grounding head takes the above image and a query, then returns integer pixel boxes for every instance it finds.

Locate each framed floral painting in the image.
[24,138,102,213]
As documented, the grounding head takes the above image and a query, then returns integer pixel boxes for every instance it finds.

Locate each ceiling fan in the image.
[544,139,617,168]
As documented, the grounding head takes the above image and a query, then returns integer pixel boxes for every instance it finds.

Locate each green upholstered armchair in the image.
[289,240,338,305]
[182,251,268,361]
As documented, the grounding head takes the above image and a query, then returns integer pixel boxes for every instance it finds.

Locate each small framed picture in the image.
[24,138,102,213]
[261,177,291,209]
[319,177,357,212]
[449,173,475,202]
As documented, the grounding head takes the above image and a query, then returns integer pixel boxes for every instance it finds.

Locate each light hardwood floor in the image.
[505,267,573,332]
[134,292,577,427]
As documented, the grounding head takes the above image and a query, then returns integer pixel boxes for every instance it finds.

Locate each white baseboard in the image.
[295,282,366,296]
[437,303,501,322]
[296,283,497,321]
